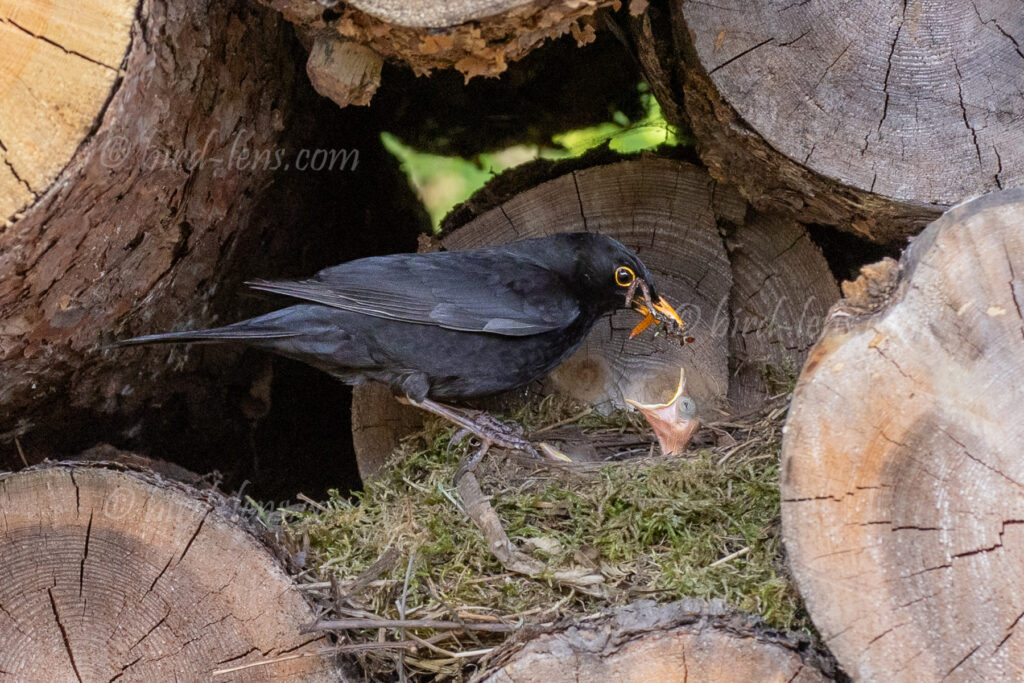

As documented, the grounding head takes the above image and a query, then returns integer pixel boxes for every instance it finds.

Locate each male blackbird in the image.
[120,232,684,463]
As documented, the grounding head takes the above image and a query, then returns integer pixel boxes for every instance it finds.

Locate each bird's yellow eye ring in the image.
[615,266,635,287]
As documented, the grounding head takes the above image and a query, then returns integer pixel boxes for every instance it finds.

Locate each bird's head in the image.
[563,233,685,338]
[626,368,700,455]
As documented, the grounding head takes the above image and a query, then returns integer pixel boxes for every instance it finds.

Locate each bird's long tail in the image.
[118,312,302,347]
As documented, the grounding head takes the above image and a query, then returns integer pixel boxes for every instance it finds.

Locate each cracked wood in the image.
[0,0,134,220]
[351,157,837,476]
[673,0,1024,242]
[0,463,334,679]
[781,188,1024,681]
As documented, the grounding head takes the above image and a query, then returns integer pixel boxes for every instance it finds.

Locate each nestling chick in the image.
[119,233,687,474]
[626,369,699,456]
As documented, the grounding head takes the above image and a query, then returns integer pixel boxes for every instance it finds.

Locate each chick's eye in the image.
[615,266,635,287]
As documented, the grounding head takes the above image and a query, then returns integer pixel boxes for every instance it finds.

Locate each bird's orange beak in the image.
[625,369,699,455]
[629,291,685,339]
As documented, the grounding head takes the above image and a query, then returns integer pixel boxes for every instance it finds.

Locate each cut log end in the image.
[782,187,1024,680]
[0,463,333,679]
[351,382,423,480]
[351,157,838,473]
[725,211,838,409]
[479,600,835,682]
[671,0,1024,242]
[0,0,135,221]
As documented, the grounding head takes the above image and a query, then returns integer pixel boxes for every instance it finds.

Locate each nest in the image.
[254,395,808,680]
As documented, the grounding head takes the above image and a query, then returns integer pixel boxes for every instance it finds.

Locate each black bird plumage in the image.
[121,233,678,403]
[120,233,683,468]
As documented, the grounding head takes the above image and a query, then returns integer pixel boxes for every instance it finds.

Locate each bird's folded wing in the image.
[246,252,579,336]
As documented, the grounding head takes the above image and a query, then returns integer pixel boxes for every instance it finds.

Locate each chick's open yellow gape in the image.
[626,368,699,456]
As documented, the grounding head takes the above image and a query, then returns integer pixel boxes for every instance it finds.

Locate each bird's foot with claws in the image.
[448,412,543,483]
[403,397,561,481]
[453,440,491,483]
[404,397,538,457]
[468,411,536,455]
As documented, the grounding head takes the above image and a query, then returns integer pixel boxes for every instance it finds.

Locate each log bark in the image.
[0,0,302,433]
[0,0,135,221]
[0,461,335,679]
[352,155,837,476]
[0,0,426,489]
[662,0,1024,243]
[476,599,836,682]
[782,187,1024,680]
[258,0,617,90]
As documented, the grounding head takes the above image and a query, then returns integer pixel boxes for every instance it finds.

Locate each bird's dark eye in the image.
[615,266,635,287]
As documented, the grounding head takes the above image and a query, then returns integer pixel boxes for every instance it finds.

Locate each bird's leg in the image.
[454,441,491,483]
[446,428,472,457]
[399,397,540,457]
[400,399,508,483]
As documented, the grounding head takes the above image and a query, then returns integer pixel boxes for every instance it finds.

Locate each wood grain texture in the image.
[258,0,615,80]
[350,156,838,472]
[672,0,1024,243]
[0,0,135,221]
[351,381,422,480]
[0,464,335,680]
[725,211,838,409]
[343,0,535,28]
[478,599,834,683]
[782,188,1024,681]
[443,157,734,412]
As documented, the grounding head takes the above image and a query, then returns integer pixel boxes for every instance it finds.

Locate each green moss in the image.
[762,356,800,396]
[491,451,800,626]
[275,399,810,647]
